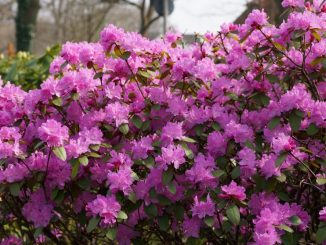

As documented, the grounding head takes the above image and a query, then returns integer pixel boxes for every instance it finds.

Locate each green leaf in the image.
[149,187,157,199]
[87,152,101,158]
[167,182,176,194]
[71,160,80,179]
[231,166,240,179]
[144,204,158,217]
[276,225,293,233]
[143,156,155,168]
[53,146,67,161]
[5,63,17,82]
[260,93,270,106]
[158,215,169,231]
[244,140,255,150]
[117,211,128,220]
[34,227,43,238]
[60,60,68,69]
[278,192,290,202]
[266,74,280,84]
[226,205,240,226]
[157,195,171,206]
[174,205,184,221]
[86,216,100,233]
[311,29,321,42]
[128,191,137,203]
[288,215,302,226]
[106,227,117,240]
[316,222,326,244]
[275,152,288,167]
[119,124,129,135]
[181,136,197,143]
[212,169,226,177]
[77,178,91,189]
[181,142,194,159]
[89,144,100,152]
[316,178,326,185]
[226,92,238,101]
[289,111,302,132]
[195,125,203,136]
[138,70,151,78]
[306,123,319,136]
[51,188,59,200]
[51,97,62,107]
[204,216,215,227]
[131,115,143,129]
[141,120,151,131]
[273,41,286,51]
[268,117,281,130]
[54,190,65,203]
[121,51,131,60]
[297,147,313,154]
[162,168,173,185]
[71,92,80,101]
[276,173,287,182]
[9,182,21,196]
[93,72,104,80]
[131,171,139,181]
[212,122,221,131]
[281,231,298,245]
[78,156,89,166]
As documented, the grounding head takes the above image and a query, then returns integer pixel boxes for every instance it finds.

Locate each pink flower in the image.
[185,153,217,188]
[131,136,153,160]
[161,122,183,143]
[0,127,22,158]
[0,236,22,245]
[86,195,121,225]
[194,58,217,81]
[67,127,103,157]
[22,189,53,227]
[105,102,130,127]
[272,133,296,153]
[317,81,326,99]
[157,144,185,169]
[225,120,254,143]
[238,147,257,173]
[191,195,215,218]
[182,216,202,238]
[100,24,125,50]
[107,167,133,195]
[3,163,29,183]
[282,0,305,8]
[319,207,326,222]
[245,9,268,27]
[38,119,69,147]
[206,131,227,156]
[220,181,246,201]
[73,192,96,213]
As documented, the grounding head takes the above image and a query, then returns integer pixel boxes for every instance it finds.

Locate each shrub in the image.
[0,45,59,91]
[0,1,325,244]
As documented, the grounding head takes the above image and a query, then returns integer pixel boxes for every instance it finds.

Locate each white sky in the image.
[169,0,247,34]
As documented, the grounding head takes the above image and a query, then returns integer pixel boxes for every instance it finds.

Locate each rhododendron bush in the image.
[0,1,326,244]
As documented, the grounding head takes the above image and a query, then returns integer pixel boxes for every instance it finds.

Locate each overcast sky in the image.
[169,0,247,34]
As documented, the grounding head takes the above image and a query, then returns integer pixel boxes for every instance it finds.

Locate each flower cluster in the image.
[0,1,325,244]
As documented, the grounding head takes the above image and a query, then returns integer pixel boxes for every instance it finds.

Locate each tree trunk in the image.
[15,0,40,52]
[235,0,284,25]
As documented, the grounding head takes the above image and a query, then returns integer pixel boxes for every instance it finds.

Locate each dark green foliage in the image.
[0,45,59,90]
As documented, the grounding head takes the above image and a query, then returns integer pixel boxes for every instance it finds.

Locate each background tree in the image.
[235,0,284,25]
[15,0,40,51]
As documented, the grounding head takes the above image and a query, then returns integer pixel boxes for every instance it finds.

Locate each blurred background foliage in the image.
[0,45,60,90]
[0,0,284,90]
